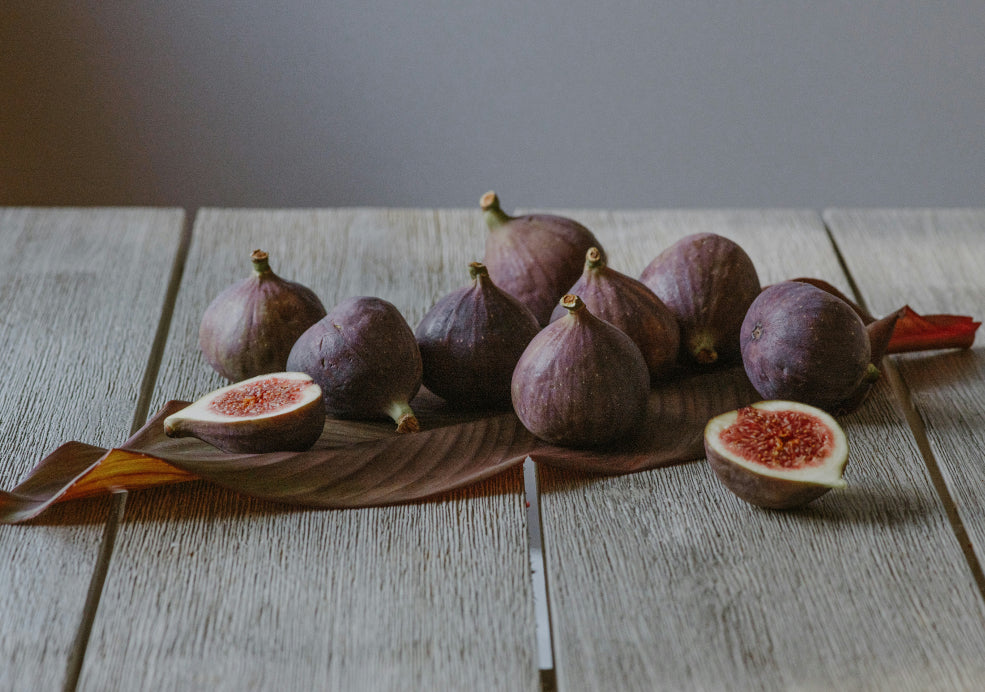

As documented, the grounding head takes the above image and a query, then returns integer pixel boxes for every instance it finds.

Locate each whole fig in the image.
[481,191,604,326]
[199,249,327,382]
[163,372,326,453]
[639,233,761,368]
[704,400,848,509]
[512,294,649,449]
[415,262,541,409]
[740,281,875,412]
[286,296,423,432]
[550,247,680,380]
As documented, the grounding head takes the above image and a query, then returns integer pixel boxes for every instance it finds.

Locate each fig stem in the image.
[468,262,489,280]
[560,294,585,313]
[388,401,420,433]
[480,191,512,229]
[250,249,272,275]
[690,332,719,365]
[585,247,605,270]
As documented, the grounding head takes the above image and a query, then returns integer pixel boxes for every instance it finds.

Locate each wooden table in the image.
[0,206,982,691]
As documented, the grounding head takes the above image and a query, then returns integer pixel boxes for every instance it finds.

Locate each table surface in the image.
[1,206,983,691]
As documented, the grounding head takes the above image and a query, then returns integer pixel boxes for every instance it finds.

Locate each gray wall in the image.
[2,2,983,210]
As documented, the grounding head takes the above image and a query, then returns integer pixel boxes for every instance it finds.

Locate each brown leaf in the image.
[0,367,761,523]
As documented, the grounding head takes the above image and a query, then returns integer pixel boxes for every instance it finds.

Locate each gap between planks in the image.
[62,211,195,692]
[822,220,985,603]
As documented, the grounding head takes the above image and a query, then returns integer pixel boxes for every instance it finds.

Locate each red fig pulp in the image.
[640,233,761,368]
[286,296,423,432]
[416,262,541,409]
[704,400,848,509]
[550,247,680,380]
[512,294,649,449]
[199,250,327,382]
[481,191,604,326]
[740,281,873,413]
[163,372,325,453]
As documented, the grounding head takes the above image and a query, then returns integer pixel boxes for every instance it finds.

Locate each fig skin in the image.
[199,249,327,382]
[481,191,604,327]
[163,372,326,454]
[415,262,541,409]
[511,294,650,449]
[286,296,423,432]
[704,400,848,510]
[740,281,874,413]
[550,247,680,380]
[639,233,761,368]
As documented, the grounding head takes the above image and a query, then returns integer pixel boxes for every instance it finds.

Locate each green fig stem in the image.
[863,362,881,383]
[468,261,488,281]
[690,333,719,365]
[585,247,605,271]
[480,191,512,229]
[560,294,585,314]
[250,249,272,275]
[388,401,420,433]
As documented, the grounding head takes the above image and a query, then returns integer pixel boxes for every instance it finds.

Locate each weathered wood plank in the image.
[825,208,985,572]
[77,208,539,691]
[537,209,985,691]
[0,208,186,691]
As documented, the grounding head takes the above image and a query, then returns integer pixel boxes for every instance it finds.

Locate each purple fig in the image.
[740,281,876,413]
[199,249,327,382]
[286,296,422,432]
[512,294,649,449]
[481,191,604,326]
[163,372,325,453]
[415,262,541,409]
[704,400,848,509]
[640,233,761,368]
[550,247,680,380]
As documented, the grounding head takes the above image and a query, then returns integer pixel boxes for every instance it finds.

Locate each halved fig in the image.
[703,400,848,509]
[163,372,325,453]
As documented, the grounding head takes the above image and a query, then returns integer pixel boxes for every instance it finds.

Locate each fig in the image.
[415,262,541,409]
[199,249,327,382]
[550,247,680,380]
[704,400,848,509]
[511,294,649,449]
[163,372,325,453]
[286,296,423,432]
[639,233,761,367]
[481,191,604,326]
[740,281,875,413]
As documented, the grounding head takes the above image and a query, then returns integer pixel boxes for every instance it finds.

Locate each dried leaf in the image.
[0,367,762,523]
[885,306,980,353]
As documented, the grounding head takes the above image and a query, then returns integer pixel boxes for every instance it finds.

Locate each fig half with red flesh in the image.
[163,372,325,453]
[704,400,848,509]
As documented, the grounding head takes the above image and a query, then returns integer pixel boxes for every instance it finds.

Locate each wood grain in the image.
[537,209,985,691]
[0,208,186,691]
[76,208,539,691]
[825,209,985,570]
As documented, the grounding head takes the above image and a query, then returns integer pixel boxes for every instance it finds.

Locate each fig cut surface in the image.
[704,400,848,509]
[163,372,326,454]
